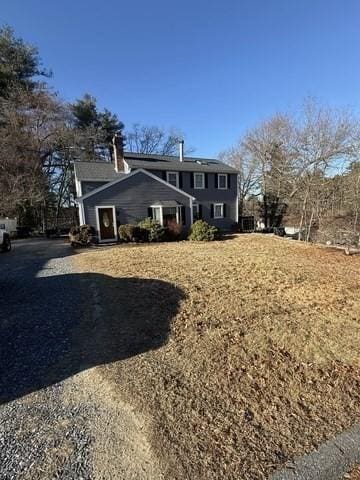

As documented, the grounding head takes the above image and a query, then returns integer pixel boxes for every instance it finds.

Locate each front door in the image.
[97,207,116,242]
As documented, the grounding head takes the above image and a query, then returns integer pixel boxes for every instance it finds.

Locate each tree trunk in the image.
[306,208,314,242]
[298,188,309,240]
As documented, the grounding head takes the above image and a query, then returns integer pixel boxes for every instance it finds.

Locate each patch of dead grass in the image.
[75,235,360,479]
[344,465,360,480]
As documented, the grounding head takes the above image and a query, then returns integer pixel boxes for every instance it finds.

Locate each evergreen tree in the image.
[71,94,124,161]
[0,25,50,97]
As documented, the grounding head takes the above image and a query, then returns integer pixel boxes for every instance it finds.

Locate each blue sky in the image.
[2,0,360,157]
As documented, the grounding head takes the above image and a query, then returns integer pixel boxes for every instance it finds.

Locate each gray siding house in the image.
[74,147,238,242]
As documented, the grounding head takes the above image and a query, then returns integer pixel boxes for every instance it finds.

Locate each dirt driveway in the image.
[0,238,163,479]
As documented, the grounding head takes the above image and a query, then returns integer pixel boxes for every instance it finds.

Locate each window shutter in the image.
[223,204,227,217]
[148,207,153,218]
[205,173,208,188]
[181,206,186,225]
[190,173,194,188]
[162,171,167,181]
[210,204,214,218]
[227,174,231,189]
[179,172,183,189]
[215,174,218,188]
[199,204,203,219]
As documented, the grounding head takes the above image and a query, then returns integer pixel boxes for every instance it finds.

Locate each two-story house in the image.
[74,142,239,242]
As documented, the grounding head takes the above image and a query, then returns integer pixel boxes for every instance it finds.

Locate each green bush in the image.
[69,224,95,246]
[138,217,165,242]
[118,224,147,242]
[188,220,221,241]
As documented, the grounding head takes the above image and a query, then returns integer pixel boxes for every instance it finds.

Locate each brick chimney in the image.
[112,133,124,172]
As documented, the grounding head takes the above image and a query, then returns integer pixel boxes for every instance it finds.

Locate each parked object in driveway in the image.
[273,227,285,237]
[16,226,32,238]
[0,217,17,237]
[238,216,255,232]
[0,224,11,252]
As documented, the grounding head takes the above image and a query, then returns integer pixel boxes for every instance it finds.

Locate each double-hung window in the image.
[151,205,182,226]
[214,203,224,219]
[194,172,205,189]
[166,171,179,188]
[152,206,162,223]
[217,174,228,189]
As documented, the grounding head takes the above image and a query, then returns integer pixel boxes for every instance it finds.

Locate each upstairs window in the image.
[194,172,205,189]
[218,174,228,189]
[166,171,179,188]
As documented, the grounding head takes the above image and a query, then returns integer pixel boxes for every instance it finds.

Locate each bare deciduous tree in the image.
[222,99,360,240]
[125,124,191,156]
[220,144,261,216]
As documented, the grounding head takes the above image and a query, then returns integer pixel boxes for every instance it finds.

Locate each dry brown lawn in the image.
[344,465,360,480]
[75,234,360,479]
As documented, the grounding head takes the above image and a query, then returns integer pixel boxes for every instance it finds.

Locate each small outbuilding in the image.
[0,217,17,235]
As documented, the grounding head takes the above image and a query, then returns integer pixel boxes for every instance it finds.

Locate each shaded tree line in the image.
[221,99,360,241]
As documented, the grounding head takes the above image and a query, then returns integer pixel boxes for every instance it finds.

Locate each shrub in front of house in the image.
[165,219,184,241]
[69,224,95,246]
[118,224,147,242]
[188,220,221,241]
[138,217,165,242]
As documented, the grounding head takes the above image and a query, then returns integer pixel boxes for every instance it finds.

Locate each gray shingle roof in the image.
[151,200,183,207]
[73,161,124,181]
[124,152,238,174]
[74,152,238,182]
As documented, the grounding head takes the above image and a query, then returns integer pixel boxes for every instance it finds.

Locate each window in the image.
[152,207,161,223]
[166,171,179,188]
[193,204,201,220]
[214,203,224,219]
[194,172,205,189]
[151,205,181,226]
[218,174,228,189]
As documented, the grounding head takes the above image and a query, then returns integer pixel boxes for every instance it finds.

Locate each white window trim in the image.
[217,173,228,190]
[193,172,205,189]
[166,171,179,188]
[213,203,224,219]
[150,205,181,226]
[95,205,117,243]
[151,206,163,225]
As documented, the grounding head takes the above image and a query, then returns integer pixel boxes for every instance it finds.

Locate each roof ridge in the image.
[123,151,219,162]
[74,160,113,164]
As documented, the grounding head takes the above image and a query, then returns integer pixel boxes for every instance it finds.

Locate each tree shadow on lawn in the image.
[0,272,184,404]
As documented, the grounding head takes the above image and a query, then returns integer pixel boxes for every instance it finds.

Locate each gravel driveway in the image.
[0,238,164,480]
[0,239,97,479]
